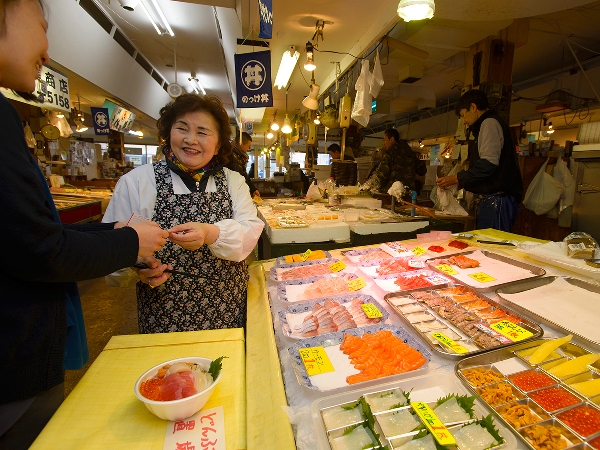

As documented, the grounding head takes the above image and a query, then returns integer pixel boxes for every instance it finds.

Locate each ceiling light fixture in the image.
[547,122,555,134]
[267,131,274,139]
[304,42,316,71]
[139,0,174,36]
[302,79,320,110]
[274,46,299,90]
[270,111,280,131]
[56,111,64,119]
[397,0,435,22]
[314,112,321,125]
[281,115,292,134]
[419,139,424,148]
[189,72,206,95]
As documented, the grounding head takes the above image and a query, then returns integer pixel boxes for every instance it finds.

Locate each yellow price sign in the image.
[490,320,534,342]
[469,272,496,283]
[299,346,335,376]
[435,264,459,275]
[361,303,382,318]
[348,277,367,291]
[431,332,469,354]
[300,249,312,261]
[329,261,346,273]
[412,246,426,256]
[411,402,456,446]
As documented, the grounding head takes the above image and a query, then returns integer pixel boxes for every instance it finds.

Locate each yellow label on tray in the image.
[412,246,426,256]
[329,261,346,272]
[411,402,457,446]
[300,249,312,261]
[435,264,459,275]
[469,272,496,283]
[490,320,533,342]
[361,303,382,318]
[348,277,366,291]
[299,346,334,376]
[430,332,469,354]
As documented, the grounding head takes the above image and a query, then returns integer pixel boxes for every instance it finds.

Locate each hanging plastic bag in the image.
[305,181,322,201]
[370,50,384,98]
[24,122,36,148]
[522,158,564,215]
[351,59,372,127]
[105,268,138,288]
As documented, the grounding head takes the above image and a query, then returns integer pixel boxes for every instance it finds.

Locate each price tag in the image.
[412,246,426,256]
[469,272,496,283]
[490,320,534,342]
[299,346,334,376]
[427,275,449,285]
[348,277,366,291]
[300,249,312,261]
[164,406,226,450]
[408,259,425,269]
[411,402,456,446]
[435,264,459,275]
[361,303,383,318]
[329,261,346,272]
[431,332,469,354]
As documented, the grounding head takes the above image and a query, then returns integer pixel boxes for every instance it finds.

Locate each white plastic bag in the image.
[351,59,372,127]
[105,267,138,288]
[522,159,564,215]
[305,181,322,201]
[370,50,384,98]
[437,186,468,216]
[24,122,36,148]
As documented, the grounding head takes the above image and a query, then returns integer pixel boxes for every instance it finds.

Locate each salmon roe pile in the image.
[556,405,600,437]
[139,378,163,401]
[589,435,600,449]
[528,386,580,412]
[508,370,555,392]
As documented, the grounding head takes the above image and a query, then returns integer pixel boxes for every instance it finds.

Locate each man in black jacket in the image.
[327,143,357,186]
[227,132,260,197]
[437,89,522,231]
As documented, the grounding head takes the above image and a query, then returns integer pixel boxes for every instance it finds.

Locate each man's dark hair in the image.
[384,128,400,142]
[241,131,252,144]
[157,93,232,165]
[327,143,341,154]
[455,89,489,116]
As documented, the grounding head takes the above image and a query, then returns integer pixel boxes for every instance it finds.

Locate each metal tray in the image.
[496,276,600,348]
[426,250,546,292]
[385,285,544,360]
[455,338,600,450]
[278,294,389,339]
[311,372,518,450]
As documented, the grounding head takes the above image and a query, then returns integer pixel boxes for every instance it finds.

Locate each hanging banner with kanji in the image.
[258,0,272,39]
[234,50,273,108]
[91,107,110,135]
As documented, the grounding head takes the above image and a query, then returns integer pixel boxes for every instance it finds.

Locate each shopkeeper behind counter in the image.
[103,94,264,333]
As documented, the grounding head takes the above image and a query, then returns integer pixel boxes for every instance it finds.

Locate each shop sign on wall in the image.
[234,50,273,108]
[109,105,136,132]
[91,107,110,135]
[0,65,70,113]
[258,0,272,39]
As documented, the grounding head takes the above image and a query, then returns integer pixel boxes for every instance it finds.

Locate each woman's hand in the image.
[168,222,220,251]
[134,256,172,288]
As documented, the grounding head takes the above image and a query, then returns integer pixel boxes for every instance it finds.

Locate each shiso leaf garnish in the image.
[411,430,450,450]
[209,356,227,380]
[342,423,361,435]
[460,414,504,448]
[341,400,361,410]
[435,393,476,419]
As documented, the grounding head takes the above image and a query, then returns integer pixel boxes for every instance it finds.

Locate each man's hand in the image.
[129,221,169,257]
[436,175,459,189]
[134,256,172,288]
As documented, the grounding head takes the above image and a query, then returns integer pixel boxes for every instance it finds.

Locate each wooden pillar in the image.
[108,129,125,164]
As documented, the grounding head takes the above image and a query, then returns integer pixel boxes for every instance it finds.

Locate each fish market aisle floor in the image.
[64,278,138,396]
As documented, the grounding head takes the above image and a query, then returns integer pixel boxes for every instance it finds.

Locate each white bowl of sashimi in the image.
[134,356,225,421]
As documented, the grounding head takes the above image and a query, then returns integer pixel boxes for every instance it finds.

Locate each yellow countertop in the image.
[32,329,246,450]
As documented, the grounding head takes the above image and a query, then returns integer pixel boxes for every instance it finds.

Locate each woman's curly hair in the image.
[156,94,232,166]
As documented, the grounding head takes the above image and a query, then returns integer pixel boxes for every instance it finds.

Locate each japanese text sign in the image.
[329,261,346,272]
[300,249,312,261]
[258,0,272,39]
[234,51,273,108]
[1,65,70,112]
[435,264,458,275]
[91,107,110,135]
[490,320,533,342]
[164,406,226,450]
[361,303,382,318]
[299,346,334,376]
[412,246,426,256]
[468,272,496,283]
[411,402,456,446]
[348,277,366,291]
[431,332,468,354]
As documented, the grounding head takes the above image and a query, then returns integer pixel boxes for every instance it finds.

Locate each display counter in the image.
[52,195,103,224]
[52,191,112,214]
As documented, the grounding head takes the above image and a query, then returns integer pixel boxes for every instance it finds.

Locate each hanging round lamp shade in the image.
[397,0,435,21]
[281,115,292,134]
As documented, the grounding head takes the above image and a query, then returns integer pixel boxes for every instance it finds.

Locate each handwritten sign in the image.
[431,332,469,354]
[408,260,425,269]
[361,303,383,318]
[411,402,456,446]
[426,275,449,286]
[300,249,312,261]
[348,277,366,291]
[299,346,334,376]
[469,272,496,283]
[329,261,346,272]
[435,264,459,275]
[164,406,226,450]
[490,320,533,342]
[412,246,426,256]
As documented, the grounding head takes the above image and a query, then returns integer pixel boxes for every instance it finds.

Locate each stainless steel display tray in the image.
[496,276,600,348]
[455,338,600,450]
[385,285,544,360]
[426,250,546,292]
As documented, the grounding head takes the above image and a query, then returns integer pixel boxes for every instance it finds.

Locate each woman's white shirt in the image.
[103,164,264,262]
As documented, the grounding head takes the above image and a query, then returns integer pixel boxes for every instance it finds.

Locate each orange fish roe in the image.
[339,330,427,384]
[528,386,580,412]
[589,435,600,449]
[556,404,600,437]
[140,378,163,401]
[508,370,555,392]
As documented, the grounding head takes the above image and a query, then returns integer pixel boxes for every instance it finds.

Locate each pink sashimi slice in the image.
[158,371,198,401]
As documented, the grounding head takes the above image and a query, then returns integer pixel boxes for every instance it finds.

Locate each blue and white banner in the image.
[258,0,272,39]
[234,50,273,108]
[91,107,110,135]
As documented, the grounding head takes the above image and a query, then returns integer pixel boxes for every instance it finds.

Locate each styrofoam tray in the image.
[277,273,363,302]
[275,250,332,266]
[287,323,431,392]
[356,257,427,278]
[278,294,389,339]
[341,247,396,264]
[373,270,452,293]
[401,238,479,258]
[311,373,518,450]
[270,258,346,281]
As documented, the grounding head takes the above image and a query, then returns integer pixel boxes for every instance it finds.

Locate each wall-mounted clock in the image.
[41,124,60,140]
